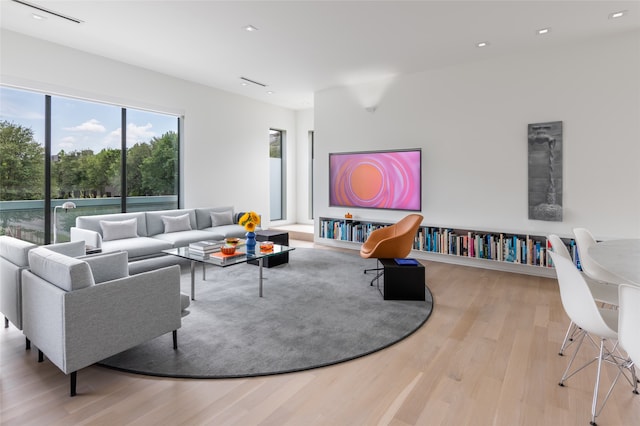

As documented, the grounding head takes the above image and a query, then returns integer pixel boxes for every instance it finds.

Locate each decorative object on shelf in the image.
[345,212,353,219]
[239,211,260,253]
[528,121,563,222]
[53,201,77,243]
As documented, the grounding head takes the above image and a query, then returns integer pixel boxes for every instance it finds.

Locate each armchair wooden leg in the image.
[70,372,77,397]
[38,349,44,363]
[25,337,31,350]
[4,316,8,328]
[173,330,178,350]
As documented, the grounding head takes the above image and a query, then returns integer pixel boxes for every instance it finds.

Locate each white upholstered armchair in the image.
[22,247,183,396]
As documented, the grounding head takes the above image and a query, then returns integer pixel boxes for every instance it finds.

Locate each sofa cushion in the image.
[101,237,173,260]
[101,218,139,241]
[0,236,37,267]
[45,240,86,257]
[83,251,129,284]
[162,213,192,233]
[195,207,235,230]
[152,230,222,247]
[211,210,234,227]
[202,224,247,239]
[76,212,148,237]
[146,209,196,236]
[28,247,94,291]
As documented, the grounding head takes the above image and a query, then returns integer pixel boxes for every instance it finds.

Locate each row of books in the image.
[318,218,582,269]
[414,228,555,267]
[319,219,385,243]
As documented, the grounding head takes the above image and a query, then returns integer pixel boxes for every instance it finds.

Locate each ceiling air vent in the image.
[240,77,268,87]
[12,0,83,24]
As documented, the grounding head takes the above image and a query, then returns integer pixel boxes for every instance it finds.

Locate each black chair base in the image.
[364,267,384,286]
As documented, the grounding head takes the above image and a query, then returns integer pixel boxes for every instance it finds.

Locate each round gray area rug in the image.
[99,248,433,378]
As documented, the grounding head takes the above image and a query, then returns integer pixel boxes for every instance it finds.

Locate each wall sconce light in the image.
[53,201,76,243]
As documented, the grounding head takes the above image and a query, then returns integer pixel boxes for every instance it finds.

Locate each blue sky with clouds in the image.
[1,86,177,153]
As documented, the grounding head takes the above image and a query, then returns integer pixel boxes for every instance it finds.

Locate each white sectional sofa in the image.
[70,206,248,262]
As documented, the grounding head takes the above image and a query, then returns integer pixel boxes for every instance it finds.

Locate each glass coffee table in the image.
[162,244,295,300]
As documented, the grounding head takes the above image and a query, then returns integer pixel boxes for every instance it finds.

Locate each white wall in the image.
[315,31,640,240]
[0,30,299,226]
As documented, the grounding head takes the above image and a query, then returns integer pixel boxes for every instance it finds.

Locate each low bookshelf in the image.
[317,217,580,278]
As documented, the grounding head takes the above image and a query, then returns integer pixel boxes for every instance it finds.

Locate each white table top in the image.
[588,239,640,286]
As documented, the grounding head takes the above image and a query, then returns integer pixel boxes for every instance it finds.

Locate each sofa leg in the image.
[4,316,8,328]
[173,330,178,350]
[25,337,31,350]
[38,350,44,363]
[70,372,77,397]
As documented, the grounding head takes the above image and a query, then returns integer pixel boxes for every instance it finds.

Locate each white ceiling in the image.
[1,0,639,110]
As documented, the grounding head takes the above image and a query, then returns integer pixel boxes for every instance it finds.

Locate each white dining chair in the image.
[618,284,640,377]
[573,228,625,285]
[550,252,637,426]
[548,234,619,356]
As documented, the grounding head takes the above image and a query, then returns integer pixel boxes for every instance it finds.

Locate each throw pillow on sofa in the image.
[100,218,138,241]
[162,214,192,233]
[211,210,233,226]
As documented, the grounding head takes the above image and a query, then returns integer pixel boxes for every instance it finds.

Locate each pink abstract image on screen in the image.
[330,150,421,210]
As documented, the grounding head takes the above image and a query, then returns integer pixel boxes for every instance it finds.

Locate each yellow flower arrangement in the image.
[239,211,260,232]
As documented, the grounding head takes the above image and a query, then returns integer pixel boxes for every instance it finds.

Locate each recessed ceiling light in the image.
[241,82,248,86]
[244,25,258,32]
[31,13,45,20]
[609,10,627,19]
[266,91,274,95]
[537,28,551,35]
[476,41,489,48]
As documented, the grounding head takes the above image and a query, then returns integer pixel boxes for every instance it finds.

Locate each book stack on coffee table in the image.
[188,240,224,258]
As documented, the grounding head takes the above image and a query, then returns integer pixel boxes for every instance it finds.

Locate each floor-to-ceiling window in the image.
[0,87,45,243]
[309,130,314,220]
[125,109,179,213]
[50,96,122,242]
[269,129,285,221]
[0,86,180,244]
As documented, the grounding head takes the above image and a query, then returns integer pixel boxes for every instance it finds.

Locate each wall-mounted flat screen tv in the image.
[329,148,422,211]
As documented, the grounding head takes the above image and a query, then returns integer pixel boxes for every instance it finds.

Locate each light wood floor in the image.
[2,243,639,425]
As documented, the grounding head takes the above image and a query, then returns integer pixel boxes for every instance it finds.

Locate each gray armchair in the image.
[22,246,182,396]
[0,236,86,348]
[0,236,36,332]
